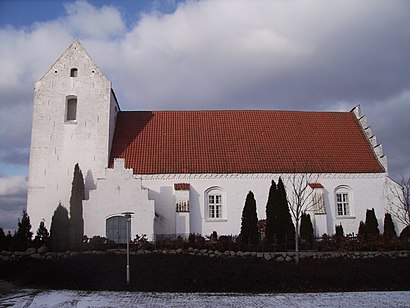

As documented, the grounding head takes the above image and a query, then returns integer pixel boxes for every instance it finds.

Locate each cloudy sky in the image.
[0,0,409,231]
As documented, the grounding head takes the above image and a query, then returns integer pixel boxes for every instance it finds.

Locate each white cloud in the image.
[0,176,27,231]
[64,0,125,39]
[0,0,409,184]
[0,176,27,196]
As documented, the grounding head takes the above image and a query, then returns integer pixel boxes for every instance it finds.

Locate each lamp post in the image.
[122,211,134,285]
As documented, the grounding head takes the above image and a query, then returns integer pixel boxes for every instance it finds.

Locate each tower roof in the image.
[38,39,107,83]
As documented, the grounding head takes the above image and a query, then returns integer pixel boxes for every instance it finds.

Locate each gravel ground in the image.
[1,287,409,308]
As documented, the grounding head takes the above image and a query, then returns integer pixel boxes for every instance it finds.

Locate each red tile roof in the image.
[309,183,324,189]
[109,110,384,174]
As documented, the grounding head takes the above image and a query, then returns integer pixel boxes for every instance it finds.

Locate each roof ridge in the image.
[117,109,351,114]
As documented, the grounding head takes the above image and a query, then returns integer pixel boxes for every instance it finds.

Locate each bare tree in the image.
[285,172,319,264]
[387,175,410,229]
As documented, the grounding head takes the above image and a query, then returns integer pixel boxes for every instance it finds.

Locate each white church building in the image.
[27,40,401,243]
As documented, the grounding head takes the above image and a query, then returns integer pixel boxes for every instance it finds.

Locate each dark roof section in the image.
[309,183,325,189]
[109,110,384,174]
[174,183,190,191]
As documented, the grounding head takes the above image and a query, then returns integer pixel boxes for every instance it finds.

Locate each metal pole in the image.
[126,215,130,285]
[122,211,134,286]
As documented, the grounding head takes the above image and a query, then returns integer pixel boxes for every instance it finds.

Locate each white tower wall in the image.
[27,40,118,231]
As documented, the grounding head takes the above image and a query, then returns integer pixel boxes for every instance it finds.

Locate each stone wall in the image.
[1,247,408,263]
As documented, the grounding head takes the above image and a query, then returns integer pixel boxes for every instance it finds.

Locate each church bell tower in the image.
[27,40,119,232]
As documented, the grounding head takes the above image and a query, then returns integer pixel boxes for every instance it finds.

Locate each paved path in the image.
[1,288,410,307]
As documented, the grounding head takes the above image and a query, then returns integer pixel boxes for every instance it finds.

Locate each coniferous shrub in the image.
[358,221,366,238]
[239,191,259,249]
[300,212,314,243]
[34,219,50,247]
[4,231,14,250]
[265,179,296,250]
[365,208,380,236]
[69,163,85,245]
[50,203,70,251]
[334,224,344,247]
[265,180,278,244]
[88,236,110,251]
[335,224,344,238]
[14,210,33,251]
[277,177,295,247]
[383,213,397,238]
[400,225,410,242]
[0,227,5,250]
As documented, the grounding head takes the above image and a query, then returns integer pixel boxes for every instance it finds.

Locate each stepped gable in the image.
[109,110,385,174]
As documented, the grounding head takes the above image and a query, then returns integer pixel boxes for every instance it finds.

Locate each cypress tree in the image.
[383,213,397,237]
[0,228,6,250]
[358,221,366,238]
[239,191,259,248]
[335,224,344,238]
[300,212,314,242]
[276,177,295,246]
[15,210,33,251]
[265,180,278,243]
[400,226,410,241]
[365,208,380,236]
[69,163,85,245]
[50,203,70,250]
[35,219,50,246]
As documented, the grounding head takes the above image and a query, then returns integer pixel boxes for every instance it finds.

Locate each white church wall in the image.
[83,159,155,240]
[140,173,388,238]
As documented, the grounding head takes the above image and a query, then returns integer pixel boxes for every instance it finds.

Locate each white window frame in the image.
[205,187,227,221]
[335,186,354,218]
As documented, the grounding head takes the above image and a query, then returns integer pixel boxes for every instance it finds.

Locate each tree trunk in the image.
[295,219,300,265]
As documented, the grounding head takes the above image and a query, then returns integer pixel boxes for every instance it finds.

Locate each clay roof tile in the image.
[109,110,384,174]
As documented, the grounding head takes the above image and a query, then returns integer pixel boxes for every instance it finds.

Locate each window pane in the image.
[216,204,221,218]
[209,195,214,204]
[337,204,343,216]
[66,98,77,121]
[209,205,214,218]
[344,203,349,216]
[344,193,349,203]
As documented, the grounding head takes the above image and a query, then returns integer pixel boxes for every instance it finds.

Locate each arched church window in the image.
[65,96,77,122]
[70,68,78,77]
[205,186,227,220]
[335,185,354,217]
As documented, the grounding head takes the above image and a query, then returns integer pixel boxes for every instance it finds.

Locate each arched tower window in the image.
[70,68,78,77]
[65,96,77,122]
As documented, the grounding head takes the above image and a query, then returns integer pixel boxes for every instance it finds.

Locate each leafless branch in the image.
[387,175,410,227]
